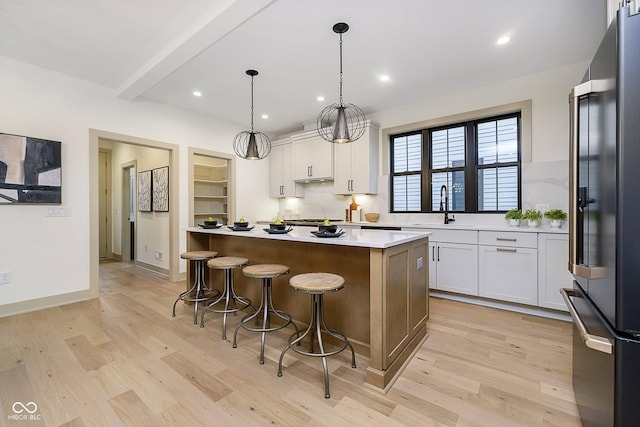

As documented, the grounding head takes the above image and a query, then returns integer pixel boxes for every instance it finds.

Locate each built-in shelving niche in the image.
[189,149,234,226]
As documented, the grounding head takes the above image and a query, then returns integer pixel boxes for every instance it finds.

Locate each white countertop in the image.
[187,225,431,249]
[342,221,568,234]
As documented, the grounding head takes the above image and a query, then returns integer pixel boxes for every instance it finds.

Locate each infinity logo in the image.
[12,401,38,414]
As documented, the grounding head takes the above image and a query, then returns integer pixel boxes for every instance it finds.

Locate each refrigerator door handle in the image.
[568,81,607,280]
[560,288,614,354]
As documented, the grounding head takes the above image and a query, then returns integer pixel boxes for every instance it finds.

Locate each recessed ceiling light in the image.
[497,36,510,45]
[193,91,202,97]
[379,75,390,82]
[317,96,325,102]
[261,114,269,119]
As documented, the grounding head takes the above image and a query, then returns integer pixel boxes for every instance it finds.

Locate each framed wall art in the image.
[0,132,62,204]
[152,166,169,212]
[137,170,151,212]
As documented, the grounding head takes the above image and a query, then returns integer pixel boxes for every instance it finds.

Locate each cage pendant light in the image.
[317,22,366,144]
[233,69,271,160]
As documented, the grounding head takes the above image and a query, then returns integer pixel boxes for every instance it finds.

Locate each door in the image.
[121,164,136,262]
[98,151,107,258]
[563,285,614,427]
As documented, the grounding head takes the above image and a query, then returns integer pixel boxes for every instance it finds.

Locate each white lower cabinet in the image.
[426,230,478,295]
[538,233,572,311]
[479,231,538,305]
[410,226,570,312]
[479,245,538,305]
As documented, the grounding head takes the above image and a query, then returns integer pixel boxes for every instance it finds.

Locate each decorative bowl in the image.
[270,223,286,230]
[318,224,337,233]
[364,213,380,223]
[204,220,217,226]
[234,221,249,228]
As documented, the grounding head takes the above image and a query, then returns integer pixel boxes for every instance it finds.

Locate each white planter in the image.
[509,219,520,227]
[550,219,562,228]
[527,219,539,228]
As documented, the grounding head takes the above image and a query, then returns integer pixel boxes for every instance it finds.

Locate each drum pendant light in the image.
[233,69,271,160]
[317,22,366,144]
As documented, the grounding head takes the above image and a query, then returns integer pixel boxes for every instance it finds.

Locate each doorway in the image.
[121,161,136,262]
[89,129,181,298]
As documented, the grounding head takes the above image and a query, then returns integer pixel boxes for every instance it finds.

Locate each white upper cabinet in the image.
[269,141,304,198]
[292,132,333,181]
[333,121,379,195]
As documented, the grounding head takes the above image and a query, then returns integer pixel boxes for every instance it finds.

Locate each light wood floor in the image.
[0,261,581,426]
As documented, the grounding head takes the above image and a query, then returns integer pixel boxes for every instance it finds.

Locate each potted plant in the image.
[544,209,567,228]
[504,209,523,227]
[523,209,543,227]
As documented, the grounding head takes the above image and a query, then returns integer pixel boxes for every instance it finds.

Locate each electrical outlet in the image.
[155,250,163,261]
[0,272,11,285]
[416,257,424,270]
[144,245,148,252]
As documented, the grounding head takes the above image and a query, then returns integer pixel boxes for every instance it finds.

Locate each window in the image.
[390,113,521,213]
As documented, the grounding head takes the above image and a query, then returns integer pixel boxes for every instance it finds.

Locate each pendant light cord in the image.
[250,75,255,132]
[338,32,344,106]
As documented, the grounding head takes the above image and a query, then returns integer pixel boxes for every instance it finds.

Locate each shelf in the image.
[194,163,228,169]
[194,179,227,184]
[194,195,227,199]
[195,212,228,216]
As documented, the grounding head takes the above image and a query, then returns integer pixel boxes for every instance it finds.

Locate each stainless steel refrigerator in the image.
[561,3,640,426]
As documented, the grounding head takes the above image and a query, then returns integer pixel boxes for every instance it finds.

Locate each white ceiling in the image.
[0,0,606,136]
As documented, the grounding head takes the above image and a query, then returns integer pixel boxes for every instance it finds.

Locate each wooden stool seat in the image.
[278,272,355,398]
[288,272,345,293]
[208,256,249,269]
[201,256,252,339]
[242,264,290,278]
[172,251,219,325]
[180,250,218,261]
[233,264,299,364]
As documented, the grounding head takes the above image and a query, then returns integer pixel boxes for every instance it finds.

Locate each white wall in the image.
[279,61,588,226]
[0,56,276,314]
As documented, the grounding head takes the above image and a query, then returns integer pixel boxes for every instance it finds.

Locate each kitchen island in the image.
[186,226,430,390]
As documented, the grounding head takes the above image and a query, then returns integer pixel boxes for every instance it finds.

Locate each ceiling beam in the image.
[117,0,275,101]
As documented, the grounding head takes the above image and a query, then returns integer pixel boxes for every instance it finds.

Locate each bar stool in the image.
[200,256,252,340]
[232,264,300,364]
[172,251,219,325]
[277,272,356,398]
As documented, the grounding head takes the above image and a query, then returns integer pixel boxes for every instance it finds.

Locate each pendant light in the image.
[317,22,366,144]
[233,69,271,160]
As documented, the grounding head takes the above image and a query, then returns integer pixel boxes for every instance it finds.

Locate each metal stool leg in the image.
[201,267,253,339]
[172,258,219,325]
[277,291,355,399]
[234,276,300,364]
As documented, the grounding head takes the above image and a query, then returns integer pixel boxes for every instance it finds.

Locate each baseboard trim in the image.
[0,288,97,318]
[429,291,571,322]
[135,260,169,278]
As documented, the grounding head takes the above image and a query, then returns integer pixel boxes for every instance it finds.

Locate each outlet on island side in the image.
[155,250,163,261]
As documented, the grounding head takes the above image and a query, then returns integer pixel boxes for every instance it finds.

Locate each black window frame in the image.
[389,112,522,214]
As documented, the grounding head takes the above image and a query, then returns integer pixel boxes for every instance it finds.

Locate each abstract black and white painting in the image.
[0,133,62,204]
[137,170,151,212]
[152,166,169,212]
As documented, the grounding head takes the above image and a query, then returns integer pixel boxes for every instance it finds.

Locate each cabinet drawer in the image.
[479,231,537,248]
[414,228,478,244]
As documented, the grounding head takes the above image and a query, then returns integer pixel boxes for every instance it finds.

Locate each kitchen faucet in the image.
[439,184,455,224]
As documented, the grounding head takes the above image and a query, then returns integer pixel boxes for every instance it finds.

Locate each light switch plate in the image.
[47,207,71,217]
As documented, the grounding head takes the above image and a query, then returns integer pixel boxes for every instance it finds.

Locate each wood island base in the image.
[187,228,429,390]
